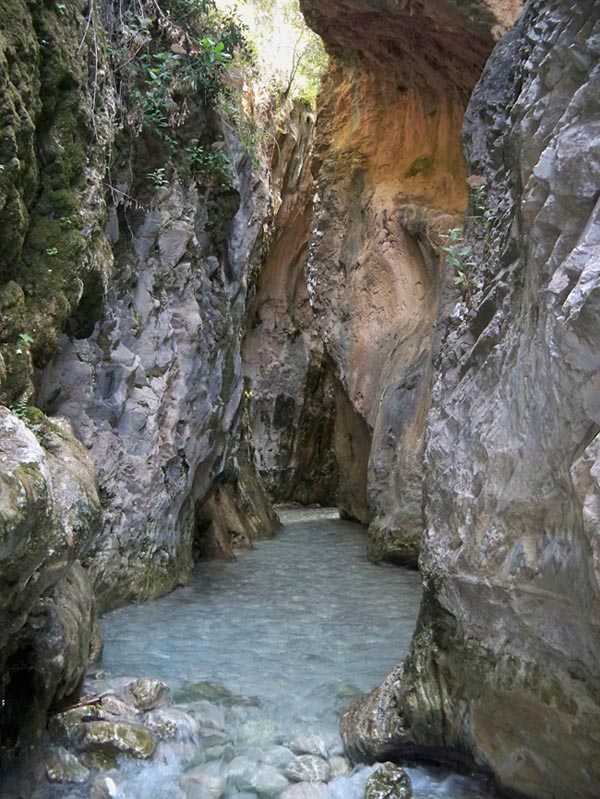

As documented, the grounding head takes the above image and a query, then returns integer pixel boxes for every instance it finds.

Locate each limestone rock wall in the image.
[242,105,339,507]
[38,113,272,610]
[0,0,285,774]
[301,0,516,557]
[0,0,113,405]
[342,2,600,797]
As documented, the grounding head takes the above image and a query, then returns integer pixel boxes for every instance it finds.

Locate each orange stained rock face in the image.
[483,0,523,37]
[302,0,522,548]
[326,70,469,216]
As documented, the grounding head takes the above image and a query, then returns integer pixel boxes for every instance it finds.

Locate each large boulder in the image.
[0,407,101,791]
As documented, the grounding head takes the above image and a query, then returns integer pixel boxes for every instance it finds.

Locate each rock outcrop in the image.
[342,2,600,797]
[194,432,280,560]
[0,407,101,791]
[0,0,285,782]
[301,0,520,557]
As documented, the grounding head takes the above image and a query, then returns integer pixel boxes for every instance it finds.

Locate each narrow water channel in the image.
[51,509,496,798]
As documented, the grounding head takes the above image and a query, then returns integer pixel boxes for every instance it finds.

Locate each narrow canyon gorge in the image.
[0,0,598,798]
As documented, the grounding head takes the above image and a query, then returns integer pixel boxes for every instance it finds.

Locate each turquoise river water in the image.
[53,509,497,798]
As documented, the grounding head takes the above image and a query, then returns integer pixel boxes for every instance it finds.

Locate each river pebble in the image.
[180,766,226,799]
[45,746,90,784]
[245,745,296,770]
[123,677,171,711]
[281,782,330,799]
[146,706,199,741]
[328,756,351,778]
[225,756,290,797]
[285,754,332,783]
[287,733,329,759]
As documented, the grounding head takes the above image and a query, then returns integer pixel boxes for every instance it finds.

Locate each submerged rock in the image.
[123,677,171,711]
[45,746,90,784]
[175,681,260,708]
[287,733,329,759]
[281,782,330,799]
[245,745,296,771]
[225,756,290,797]
[79,720,157,759]
[365,763,412,799]
[284,754,332,783]
[186,700,229,745]
[146,706,199,742]
[175,681,237,703]
[181,766,226,799]
[328,755,351,778]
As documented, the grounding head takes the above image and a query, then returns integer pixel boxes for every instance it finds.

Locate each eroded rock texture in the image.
[301,0,519,556]
[242,105,339,507]
[0,407,101,790]
[194,431,281,560]
[342,2,600,797]
[38,116,273,609]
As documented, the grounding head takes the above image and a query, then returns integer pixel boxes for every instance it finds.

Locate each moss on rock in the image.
[0,0,112,404]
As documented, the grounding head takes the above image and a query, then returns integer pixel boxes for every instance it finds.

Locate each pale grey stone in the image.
[123,677,171,711]
[284,754,332,783]
[225,756,290,797]
[45,746,90,784]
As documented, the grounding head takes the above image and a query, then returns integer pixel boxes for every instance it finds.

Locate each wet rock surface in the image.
[79,720,157,760]
[45,747,90,785]
[34,673,354,799]
[365,763,412,799]
[122,677,171,712]
[342,2,600,798]
[284,754,332,783]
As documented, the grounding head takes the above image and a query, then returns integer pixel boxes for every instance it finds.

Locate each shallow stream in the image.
[48,509,496,798]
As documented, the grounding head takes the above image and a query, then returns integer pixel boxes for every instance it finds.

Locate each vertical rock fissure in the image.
[241,103,342,509]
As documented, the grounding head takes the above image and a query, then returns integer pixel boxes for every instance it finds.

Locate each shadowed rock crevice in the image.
[242,105,340,508]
